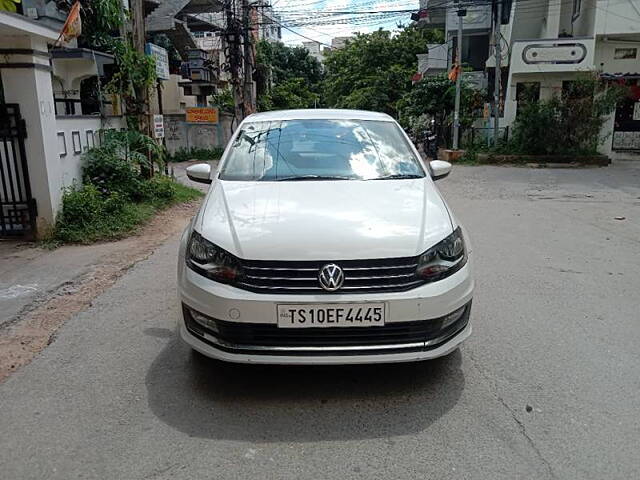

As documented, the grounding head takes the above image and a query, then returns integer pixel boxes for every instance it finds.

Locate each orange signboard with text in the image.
[186,107,219,124]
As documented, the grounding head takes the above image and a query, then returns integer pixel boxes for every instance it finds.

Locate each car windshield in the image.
[219,119,425,181]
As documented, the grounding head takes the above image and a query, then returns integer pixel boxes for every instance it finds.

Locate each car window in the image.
[219,119,425,181]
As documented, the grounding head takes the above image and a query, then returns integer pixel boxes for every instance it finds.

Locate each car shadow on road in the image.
[145,336,465,442]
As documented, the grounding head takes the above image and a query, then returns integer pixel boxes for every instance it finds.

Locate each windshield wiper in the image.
[372,174,424,180]
[276,175,353,181]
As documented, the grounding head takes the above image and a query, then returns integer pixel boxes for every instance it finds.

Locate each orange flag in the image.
[56,1,82,45]
[448,63,461,82]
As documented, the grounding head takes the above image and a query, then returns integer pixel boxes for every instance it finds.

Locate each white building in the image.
[257,7,282,43]
[499,0,640,159]
[331,36,352,49]
[415,1,490,81]
[416,44,448,77]
[0,11,126,237]
[302,41,325,63]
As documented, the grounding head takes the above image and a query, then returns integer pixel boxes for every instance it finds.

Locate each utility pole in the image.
[131,0,150,136]
[225,0,244,125]
[493,0,502,145]
[223,0,256,126]
[452,4,465,150]
[241,0,256,116]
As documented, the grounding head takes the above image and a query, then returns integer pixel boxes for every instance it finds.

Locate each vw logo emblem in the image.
[318,263,344,291]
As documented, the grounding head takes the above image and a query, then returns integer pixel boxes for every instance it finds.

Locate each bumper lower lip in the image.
[180,321,472,365]
[180,303,472,364]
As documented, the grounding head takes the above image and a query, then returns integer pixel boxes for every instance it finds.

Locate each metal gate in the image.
[0,104,36,236]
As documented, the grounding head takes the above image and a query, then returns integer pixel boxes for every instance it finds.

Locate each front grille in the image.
[236,257,425,294]
[183,303,471,354]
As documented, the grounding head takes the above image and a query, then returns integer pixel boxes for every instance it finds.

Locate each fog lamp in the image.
[189,308,219,334]
[441,305,467,330]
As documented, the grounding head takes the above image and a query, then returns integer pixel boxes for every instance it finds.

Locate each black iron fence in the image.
[0,104,36,237]
[440,125,510,149]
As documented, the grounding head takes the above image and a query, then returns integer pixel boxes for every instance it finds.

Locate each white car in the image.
[178,109,473,365]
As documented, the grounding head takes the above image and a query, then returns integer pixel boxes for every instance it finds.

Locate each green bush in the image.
[53,178,202,244]
[508,100,565,155]
[507,73,627,155]
[138,175,178,204]
[82,129,174,200]
[83,151,142,199]
[167,147,223,162]
[54,184,133,243]
[53,127,205,244]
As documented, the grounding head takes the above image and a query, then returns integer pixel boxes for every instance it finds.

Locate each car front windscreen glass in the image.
[218,119,425,181]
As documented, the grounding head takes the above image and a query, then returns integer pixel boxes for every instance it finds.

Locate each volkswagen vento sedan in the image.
[178,109,474,364]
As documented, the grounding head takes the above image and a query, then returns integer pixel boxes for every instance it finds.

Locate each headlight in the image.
[416,227,467,281]
[186,231,243,283]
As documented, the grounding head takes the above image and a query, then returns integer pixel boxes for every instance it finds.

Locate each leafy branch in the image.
[105,39,156,116]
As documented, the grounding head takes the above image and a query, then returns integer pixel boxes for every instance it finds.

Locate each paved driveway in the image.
[1,163,639,479]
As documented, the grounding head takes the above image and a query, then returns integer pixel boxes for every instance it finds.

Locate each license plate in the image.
[277,303,385,328]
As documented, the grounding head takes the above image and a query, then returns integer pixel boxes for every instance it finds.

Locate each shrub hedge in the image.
[52,131,202,244]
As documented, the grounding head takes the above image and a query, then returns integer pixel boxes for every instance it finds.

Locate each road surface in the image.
[1,163,639,479]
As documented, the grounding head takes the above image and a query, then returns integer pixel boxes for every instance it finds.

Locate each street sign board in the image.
[153,114,164,138]
[145,43,170,80]
[186,107,219,124]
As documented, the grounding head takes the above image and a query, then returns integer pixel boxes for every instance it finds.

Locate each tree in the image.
[257,41,323,86]
[322,26,444,117]
[270,78,320,110]
[255,41,323,111]
[397,74,484,144]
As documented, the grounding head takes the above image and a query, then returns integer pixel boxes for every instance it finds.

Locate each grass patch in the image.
[49,179,203,246]
[172,182,204,204]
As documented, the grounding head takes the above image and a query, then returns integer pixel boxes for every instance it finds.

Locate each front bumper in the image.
[180,318,471,365]
[178,256,474,365]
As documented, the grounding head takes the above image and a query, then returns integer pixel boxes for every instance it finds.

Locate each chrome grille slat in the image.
[341,281,424,290]
[243,266,318,272]
[237,283,321,291]
[343,264,418,271]
[245,275,317,281]
[346,273,415,280]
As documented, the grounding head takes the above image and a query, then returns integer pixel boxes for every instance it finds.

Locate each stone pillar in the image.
[1,35,62,235]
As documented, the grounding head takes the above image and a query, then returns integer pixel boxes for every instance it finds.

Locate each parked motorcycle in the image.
[423,119,438,160]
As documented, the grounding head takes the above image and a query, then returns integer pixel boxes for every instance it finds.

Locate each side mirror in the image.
[430,160,452,181]
[186,163,212,184]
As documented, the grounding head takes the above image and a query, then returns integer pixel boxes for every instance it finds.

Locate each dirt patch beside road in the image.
[0,200,199,383]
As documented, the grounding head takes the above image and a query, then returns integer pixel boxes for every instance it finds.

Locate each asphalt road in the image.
[1,163,639,479]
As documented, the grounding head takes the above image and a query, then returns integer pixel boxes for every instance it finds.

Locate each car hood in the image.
[196,179,453,261]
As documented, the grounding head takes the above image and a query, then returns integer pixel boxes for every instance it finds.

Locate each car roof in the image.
[243,109,395,122]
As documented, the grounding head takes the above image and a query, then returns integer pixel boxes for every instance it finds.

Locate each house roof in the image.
[0,11,59,41]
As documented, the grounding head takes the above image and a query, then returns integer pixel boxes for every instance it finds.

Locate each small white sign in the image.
[153,114,164,138]
[633,102,640,121]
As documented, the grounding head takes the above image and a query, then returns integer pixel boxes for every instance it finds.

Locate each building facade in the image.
[500,0,640,159]
[0,10,126,237]
[415,0,640,159]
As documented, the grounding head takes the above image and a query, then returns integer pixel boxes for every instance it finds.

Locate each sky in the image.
[271,0,419,47]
